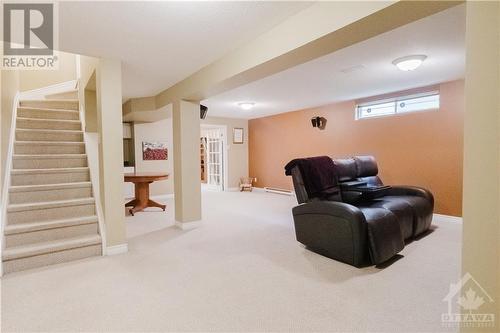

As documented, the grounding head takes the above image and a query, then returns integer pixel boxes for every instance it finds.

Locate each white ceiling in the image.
[58,1,313,100]
[203,4,466,119]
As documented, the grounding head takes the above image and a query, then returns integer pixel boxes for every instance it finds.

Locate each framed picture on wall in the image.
[142,141,168,160]
[233,128,244,144]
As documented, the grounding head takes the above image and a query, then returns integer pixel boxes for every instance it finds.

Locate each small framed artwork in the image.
[142,141,168,160]
[233,128,244,144]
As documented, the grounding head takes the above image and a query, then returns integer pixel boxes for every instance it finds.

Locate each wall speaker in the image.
[311,116,327,130]
[200,104,208,119]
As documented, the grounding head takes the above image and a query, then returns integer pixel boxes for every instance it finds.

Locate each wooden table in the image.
[124,172,169,216]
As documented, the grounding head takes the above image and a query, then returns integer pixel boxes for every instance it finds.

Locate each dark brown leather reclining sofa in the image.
[285,155,434,267]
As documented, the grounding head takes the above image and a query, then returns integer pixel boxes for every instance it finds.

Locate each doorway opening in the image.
[200,125,228,191]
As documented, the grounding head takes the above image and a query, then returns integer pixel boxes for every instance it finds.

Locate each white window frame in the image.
[355,90,440,120]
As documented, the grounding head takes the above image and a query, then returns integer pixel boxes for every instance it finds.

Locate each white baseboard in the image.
[175,220,202,230]
[106,243,129,256]
[433,213,463,223]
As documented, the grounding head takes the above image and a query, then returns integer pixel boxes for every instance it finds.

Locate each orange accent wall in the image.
[249,80,464,216]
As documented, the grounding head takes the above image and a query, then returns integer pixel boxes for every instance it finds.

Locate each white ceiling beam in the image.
[125,0,463,119]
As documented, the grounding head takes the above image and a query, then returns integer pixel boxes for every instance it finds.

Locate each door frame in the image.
[200,124,229,192]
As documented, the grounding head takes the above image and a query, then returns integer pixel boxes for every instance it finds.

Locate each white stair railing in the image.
[0,91,20,277]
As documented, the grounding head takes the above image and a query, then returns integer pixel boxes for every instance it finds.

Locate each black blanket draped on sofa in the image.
[285,156,338,199]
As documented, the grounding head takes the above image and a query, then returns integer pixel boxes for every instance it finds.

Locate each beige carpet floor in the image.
[1,190,462,332]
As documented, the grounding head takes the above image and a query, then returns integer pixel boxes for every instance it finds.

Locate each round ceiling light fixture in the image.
[237,102,255,110]
[392,55,427,71]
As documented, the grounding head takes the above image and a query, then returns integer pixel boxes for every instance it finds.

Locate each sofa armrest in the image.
[292,201,369,266]
[293,200,364,220]
[386,185,434,206]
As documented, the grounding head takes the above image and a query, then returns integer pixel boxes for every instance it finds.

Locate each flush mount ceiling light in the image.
[237,102,255,110]
[392,55,427,71]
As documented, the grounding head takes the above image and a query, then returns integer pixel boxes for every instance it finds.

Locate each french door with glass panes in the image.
[204,128,224,191]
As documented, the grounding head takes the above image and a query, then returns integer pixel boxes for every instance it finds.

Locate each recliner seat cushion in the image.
[365,198,415,240]
[359,207,404,264]
[352,155,433,237]
[383,195,433,237]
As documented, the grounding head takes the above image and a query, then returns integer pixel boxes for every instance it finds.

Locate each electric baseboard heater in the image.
[264,187,294,196]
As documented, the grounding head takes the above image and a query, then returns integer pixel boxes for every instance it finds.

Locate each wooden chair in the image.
[239,177,255,192]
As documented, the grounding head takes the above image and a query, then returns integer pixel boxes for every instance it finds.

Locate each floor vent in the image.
[264,187,293,196]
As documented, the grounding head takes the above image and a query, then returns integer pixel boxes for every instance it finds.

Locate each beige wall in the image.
[0,70,2,196]
[96,58,126,247]
[461,1,500,331]
[130,115,248,196]
[133,117,174,196]
[249,80,464,216]
[84,88,98,133]
[202,116,249,189]
[172,100,202,223]
[18,51,76,91]
[79,56,98,134]
[80,56,98,91]
[78,55,128,248]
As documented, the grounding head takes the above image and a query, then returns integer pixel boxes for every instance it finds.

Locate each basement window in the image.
[356,91,440,120]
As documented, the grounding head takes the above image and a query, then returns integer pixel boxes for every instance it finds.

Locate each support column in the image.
[172,100,201,229]
[461,2,500,332]
[96,58,127,252]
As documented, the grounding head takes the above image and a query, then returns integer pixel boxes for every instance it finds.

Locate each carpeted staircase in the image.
[2,98,102,274]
